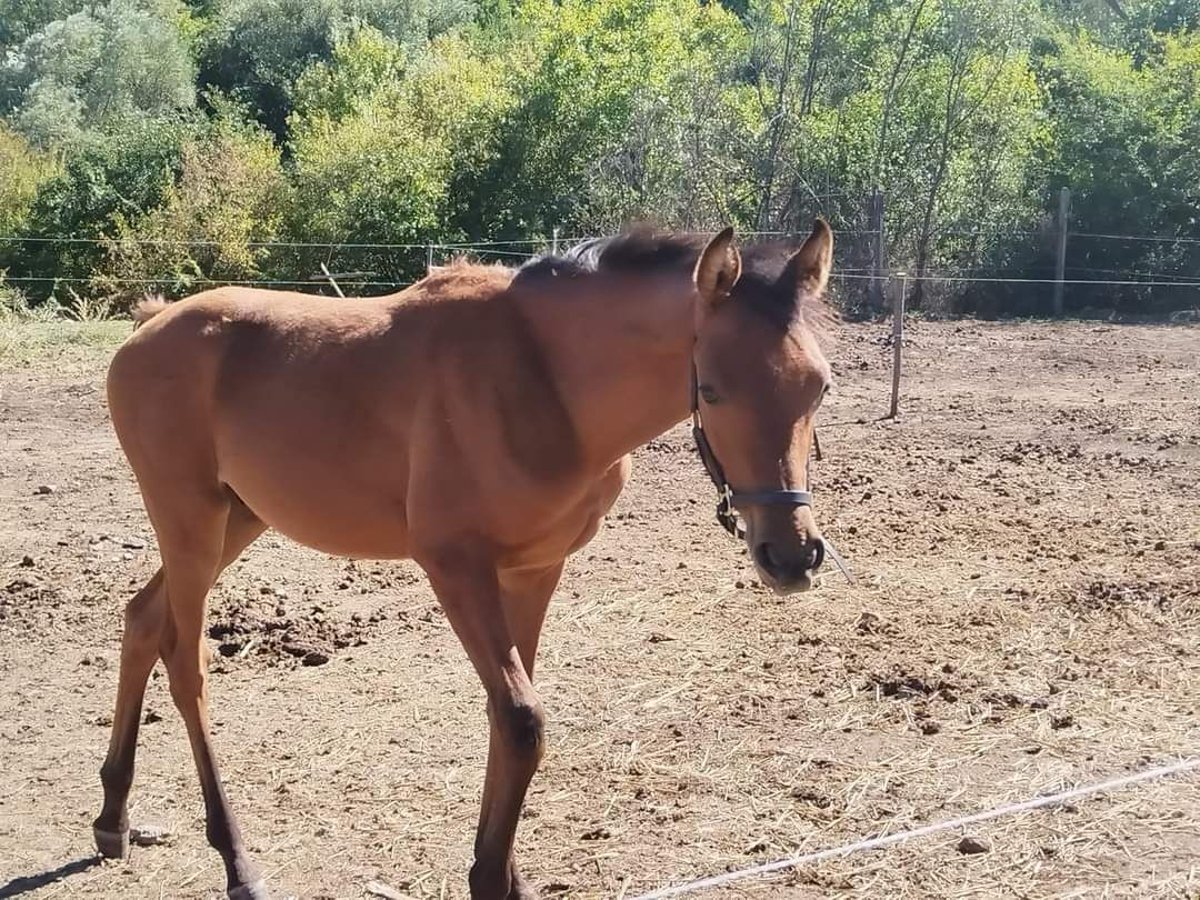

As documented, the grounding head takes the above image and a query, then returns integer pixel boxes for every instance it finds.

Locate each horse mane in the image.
[516,228,835,338]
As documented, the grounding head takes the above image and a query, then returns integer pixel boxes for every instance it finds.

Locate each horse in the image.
[94,222,836,899]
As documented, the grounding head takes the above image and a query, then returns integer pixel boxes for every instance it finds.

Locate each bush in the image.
[0,114,200,303]
[0,0,197,148]
[284,29,511,281]
[198,0,476,139]
[92,111,289,306]
[0,124,59,237]
[449,0,749,240]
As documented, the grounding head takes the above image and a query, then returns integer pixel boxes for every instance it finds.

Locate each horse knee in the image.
[496,695,545,760]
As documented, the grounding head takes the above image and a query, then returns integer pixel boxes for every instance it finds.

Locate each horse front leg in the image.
[424,555,563,900]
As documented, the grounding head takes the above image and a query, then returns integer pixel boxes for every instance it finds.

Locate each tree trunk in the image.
[755,0,802,232]
[871,0,929,188]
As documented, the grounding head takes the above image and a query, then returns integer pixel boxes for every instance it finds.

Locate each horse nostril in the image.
[809,539,825,572]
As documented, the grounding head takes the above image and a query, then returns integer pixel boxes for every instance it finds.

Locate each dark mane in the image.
[516,229,834,337]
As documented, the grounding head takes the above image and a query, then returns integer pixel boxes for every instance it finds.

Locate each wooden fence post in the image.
[1054,186,1070,316]
[888,272,907,419]
[868,188,887,312]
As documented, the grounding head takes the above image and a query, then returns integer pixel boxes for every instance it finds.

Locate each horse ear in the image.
[694,226,742,310]
[781,218,833,296]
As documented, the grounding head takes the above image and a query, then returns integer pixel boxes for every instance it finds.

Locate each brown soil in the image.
[1,319,1198,899]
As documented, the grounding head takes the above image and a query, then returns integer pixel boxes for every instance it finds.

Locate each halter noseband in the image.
[689,361,814,538]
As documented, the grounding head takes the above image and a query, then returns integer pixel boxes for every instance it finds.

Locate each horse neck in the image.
[521,275,694,470]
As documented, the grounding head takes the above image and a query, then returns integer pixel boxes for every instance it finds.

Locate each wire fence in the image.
[6,272,1197,290]
[3,229,1199,311]
[626,756,1200,900]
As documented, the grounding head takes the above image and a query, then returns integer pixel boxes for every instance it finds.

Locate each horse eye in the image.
[699,384,720,405]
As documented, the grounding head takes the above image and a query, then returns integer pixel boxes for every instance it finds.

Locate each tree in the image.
[0,124,60,237]
[0,0,87,48]
[92,111,288,305]
[285,29,510,280]
[1034,29,1200,310]
[0,0,197,148]
[451,0,749,240]
[197,0,476,140]
[0,114,199,300]
[907,1,1038,306]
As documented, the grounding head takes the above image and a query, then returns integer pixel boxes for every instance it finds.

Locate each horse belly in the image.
[228,472,410,559]
[216,428,411,560]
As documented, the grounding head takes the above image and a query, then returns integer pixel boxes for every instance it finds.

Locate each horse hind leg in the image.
[155,492,268,898]
[93,497,266,898]
[93,568,166,857]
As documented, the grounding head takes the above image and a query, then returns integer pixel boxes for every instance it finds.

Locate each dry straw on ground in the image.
[1,318,1198,898]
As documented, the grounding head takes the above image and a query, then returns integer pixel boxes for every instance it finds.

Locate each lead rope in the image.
[822,538,854,584]
[808,430,854,585]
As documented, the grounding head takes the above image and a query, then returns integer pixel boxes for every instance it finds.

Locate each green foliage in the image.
[3,0,1199,316]
[197,0,476,139]
[451,0,750,239]
[93,112,288,305]
[1039,32,1200,234]
[0,0,196,147]
[0,124,59,237]
[0,0,88,48]
[1,114,200,300]
[1034,28,1200,311]
[285,29,511,278]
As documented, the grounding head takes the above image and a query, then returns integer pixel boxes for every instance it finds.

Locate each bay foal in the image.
[95,223,835,898]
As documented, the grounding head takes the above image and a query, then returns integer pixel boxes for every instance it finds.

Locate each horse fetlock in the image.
[469,858,534,900]
[468,858,511,900]
[505,867,537,900]
[227,879,270,900]
[99,760,134,796]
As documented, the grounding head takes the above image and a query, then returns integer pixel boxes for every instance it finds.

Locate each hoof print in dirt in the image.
[854,611,891,635]
[956,835,990,855]
[130,826,172,847]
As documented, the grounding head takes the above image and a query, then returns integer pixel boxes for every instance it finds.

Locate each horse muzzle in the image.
[751,536,825,594]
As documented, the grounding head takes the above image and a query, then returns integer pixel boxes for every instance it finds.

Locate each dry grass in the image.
[0,318,128,369]
[1,318,1198,899]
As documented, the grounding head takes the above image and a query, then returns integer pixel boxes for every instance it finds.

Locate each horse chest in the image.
[494,456,632,571]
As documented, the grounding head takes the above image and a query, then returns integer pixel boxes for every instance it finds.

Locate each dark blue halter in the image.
[689,362,817,549]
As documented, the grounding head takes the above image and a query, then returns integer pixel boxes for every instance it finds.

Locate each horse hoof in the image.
[507,869,537,900]
[508,879,536,900]
[228,879,269,900]
[93,826,129,859]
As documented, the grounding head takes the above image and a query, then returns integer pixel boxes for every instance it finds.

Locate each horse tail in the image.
[132,294,170,328]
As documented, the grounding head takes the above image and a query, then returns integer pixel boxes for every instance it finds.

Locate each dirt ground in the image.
[1,317,1198,900]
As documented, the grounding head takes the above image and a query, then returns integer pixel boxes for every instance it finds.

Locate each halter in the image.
[689,361,815,540]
